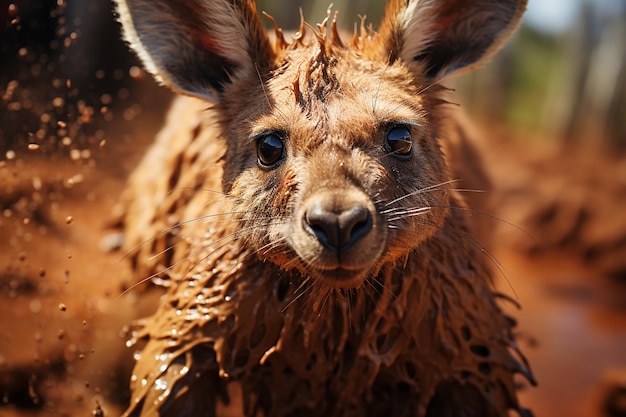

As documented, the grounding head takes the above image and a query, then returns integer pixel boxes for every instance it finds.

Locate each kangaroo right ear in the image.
[374,0,527,80]
[115,0,274,101]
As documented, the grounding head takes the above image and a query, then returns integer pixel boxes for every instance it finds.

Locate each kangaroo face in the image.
[116,0,527,288]
[217,44,449,288]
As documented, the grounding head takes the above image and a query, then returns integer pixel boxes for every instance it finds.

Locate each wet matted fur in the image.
[115,0,534,416]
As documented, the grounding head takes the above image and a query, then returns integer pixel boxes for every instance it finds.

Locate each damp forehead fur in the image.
[269,10,347,107]
[266,10,429,114]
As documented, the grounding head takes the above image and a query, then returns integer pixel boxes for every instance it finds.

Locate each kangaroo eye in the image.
[386,125,413,158]
[257,133,285,168]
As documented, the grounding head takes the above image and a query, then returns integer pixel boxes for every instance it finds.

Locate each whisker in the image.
[282,276,314,313]
[445,205,535,243]
[117,211,289,264]
[445,188,487,194]
[380,195,520,298]
[379,184,484,216]
[254,63,289,125]
[117,222,275,298]
[146,245,174,262]
[395,213,519,300]
[173,218,294,291]
[384,200,533,244]
[256,237,284,255]
[385,207,432,222]
[117,234,238,298]
[364,276,385,301]
[347,288,354,332]
[416,74,450,96]
[217,223,292,280]
[117,211,243,263]
[442,222,518,300]
[383,179,461,208]
[315,288,333,317]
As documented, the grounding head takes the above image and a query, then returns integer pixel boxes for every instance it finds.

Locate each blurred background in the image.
[2,0,626,154]
[1,1,625,417]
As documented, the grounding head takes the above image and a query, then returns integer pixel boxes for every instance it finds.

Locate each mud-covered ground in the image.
[1,74,172,416]
[2,2,626,417]
[471,131,626,417]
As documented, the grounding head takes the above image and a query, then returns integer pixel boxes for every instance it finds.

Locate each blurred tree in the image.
[454,0,626,150]
[564,1,626,148]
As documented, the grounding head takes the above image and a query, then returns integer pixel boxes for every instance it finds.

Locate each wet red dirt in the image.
[477,131,626,417]
[0,80,172,416]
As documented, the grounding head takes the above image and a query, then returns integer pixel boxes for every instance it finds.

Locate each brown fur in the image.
[115,1,533,416]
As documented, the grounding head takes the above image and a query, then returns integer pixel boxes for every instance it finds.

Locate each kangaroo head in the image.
[116,0,526,289]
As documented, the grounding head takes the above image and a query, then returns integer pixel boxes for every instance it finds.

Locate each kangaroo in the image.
[115,0,534,416]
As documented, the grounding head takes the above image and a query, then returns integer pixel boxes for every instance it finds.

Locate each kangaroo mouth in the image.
[306,263,377,289]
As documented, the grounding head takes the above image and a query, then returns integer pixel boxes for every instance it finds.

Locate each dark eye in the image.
[257,133,285,168]
[387,125,413,158]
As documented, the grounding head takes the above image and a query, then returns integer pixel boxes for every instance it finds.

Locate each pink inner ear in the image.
[433,2,471,31]
[186,28,241,72]
[189,29,226,59]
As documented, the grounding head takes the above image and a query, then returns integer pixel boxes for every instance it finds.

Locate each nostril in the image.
[304,204,337,248]
[304,202,372,250]
[340,205,372,248]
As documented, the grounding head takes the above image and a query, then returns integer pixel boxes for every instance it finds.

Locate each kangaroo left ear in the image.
[115,0,274,101]
[375,0,527,80]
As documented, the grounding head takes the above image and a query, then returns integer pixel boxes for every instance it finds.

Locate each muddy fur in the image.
[116,1,533,416]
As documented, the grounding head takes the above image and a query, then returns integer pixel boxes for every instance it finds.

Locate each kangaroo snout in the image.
[292,188,384,288]
[304,198,373,251]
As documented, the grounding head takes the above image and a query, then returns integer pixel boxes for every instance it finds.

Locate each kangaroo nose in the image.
[304,201,372,250]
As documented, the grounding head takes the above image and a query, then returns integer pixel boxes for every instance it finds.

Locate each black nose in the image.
[304,201,372,250]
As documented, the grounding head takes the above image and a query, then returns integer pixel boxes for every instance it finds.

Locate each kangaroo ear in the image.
[376,0,527,80]
[115,0,273,100]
